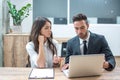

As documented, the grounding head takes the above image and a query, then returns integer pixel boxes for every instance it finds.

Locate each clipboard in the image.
[29,68,54,79]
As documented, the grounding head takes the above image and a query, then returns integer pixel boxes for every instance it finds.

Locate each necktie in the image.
[83,40,87,54]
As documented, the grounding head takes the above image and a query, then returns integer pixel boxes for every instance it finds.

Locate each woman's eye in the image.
[45,27,49,29]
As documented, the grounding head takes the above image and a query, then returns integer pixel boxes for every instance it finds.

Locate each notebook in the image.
[29,68,54,79]
[63,54,104,78]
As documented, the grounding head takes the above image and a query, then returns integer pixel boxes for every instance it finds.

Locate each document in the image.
[29,68,54,79]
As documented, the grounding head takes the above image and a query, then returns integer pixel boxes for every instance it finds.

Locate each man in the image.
[62,13,116,71]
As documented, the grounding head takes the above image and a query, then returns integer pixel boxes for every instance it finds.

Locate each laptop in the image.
[63,54,104,78]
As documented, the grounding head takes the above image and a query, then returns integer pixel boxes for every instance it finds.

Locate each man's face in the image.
[73,20,89,39]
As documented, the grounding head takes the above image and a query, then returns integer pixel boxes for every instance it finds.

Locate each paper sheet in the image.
[29,68,54,79]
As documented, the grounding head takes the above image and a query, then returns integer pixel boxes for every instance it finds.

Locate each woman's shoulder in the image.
[52,39,59,44]
[26,41,34,46]
[26,41,34,49]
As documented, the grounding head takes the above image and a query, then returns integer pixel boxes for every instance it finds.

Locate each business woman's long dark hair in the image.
[26,17,57,67]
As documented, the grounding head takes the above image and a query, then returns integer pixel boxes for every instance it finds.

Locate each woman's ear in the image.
[51,31,53,38]
[39,31,41,35]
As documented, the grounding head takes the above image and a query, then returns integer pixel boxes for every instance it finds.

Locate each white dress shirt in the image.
[79,32,90,55]
[26,39,59,68]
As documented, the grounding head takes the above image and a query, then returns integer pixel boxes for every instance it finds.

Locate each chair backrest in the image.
[26,55,31,67]
[61,42,67,57]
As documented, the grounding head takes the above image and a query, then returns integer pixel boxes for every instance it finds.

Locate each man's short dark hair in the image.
[72,13,88,24]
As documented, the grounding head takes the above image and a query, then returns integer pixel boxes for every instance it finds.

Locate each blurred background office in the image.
[1,0,120,67]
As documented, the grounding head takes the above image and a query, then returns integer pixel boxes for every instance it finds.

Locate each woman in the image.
[26,17,60,68]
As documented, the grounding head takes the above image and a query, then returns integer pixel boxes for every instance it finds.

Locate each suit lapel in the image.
[75,36,81,55]
[87,32,95,54]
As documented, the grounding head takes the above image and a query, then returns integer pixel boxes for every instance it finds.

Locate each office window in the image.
[33,0,120,24]
[70,0,120,24]
[33,0,67,23]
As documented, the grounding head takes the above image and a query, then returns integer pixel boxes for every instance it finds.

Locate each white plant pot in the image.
[11,25,22,33]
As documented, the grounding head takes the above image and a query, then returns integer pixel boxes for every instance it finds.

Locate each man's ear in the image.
[87,24,89,29]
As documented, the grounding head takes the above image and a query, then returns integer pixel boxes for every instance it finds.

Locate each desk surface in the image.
[0,67,120,80]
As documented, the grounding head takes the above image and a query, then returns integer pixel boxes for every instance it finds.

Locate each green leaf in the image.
[7,0,31,26]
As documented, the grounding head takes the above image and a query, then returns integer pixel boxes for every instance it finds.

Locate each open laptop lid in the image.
[66,54,104,78]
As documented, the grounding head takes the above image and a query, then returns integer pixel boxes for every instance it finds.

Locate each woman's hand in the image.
[53,56,60,64]
[53,56,60,67]
[38,35,44,45]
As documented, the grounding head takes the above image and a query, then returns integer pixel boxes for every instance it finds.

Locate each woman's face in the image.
[40,21,51,38]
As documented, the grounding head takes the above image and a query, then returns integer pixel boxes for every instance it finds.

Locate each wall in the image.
[52,24,120,56]
[0,0,3,66]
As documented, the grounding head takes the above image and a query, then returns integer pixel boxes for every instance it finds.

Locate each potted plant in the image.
[7,0,31,33]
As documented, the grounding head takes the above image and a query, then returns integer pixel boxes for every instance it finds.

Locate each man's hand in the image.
[61,63,69,71]
[103,61,110,69]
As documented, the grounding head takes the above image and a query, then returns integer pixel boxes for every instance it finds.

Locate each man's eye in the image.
[81,26,85,29]
[80,27,84,29]
[75,28,78,30]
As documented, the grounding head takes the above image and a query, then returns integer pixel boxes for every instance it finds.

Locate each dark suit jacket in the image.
[65,31,116,71]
